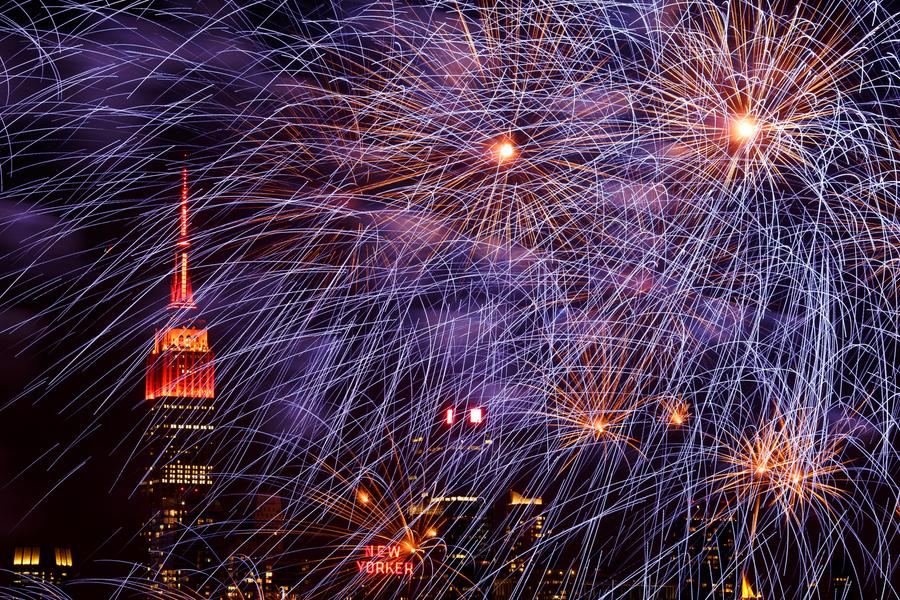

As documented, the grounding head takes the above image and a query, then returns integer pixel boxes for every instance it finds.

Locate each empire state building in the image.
[143,168,218,594]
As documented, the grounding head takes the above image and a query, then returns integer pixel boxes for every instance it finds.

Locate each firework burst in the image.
[0,1,897,599]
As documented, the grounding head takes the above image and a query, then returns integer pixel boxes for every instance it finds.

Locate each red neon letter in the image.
[469,407,483,424]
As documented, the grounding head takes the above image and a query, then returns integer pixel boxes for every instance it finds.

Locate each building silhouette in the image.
[224,494,302,600]
[404,405,493,599]
[492,491,577,600]
[669,505,736,599]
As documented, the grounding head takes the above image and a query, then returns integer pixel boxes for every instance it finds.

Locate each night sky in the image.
[1,1,898,599]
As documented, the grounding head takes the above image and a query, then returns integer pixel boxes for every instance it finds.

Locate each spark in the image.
[495,141,516,162]
[732,116,760,142]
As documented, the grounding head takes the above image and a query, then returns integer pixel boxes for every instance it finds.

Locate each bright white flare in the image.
[733,116,759,141]
[496,141,515,161]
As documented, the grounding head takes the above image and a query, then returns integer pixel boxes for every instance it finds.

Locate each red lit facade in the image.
[145,326,214,400]
[145,169,214,401]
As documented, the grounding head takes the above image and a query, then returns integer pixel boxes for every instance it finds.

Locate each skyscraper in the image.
[406,405,493,599]
[493,491,542,600]
[225,494,301,600]
[143,168,219,595]
[493,491,578,600]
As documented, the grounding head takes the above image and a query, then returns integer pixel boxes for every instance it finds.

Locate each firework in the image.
[0,1,897,599]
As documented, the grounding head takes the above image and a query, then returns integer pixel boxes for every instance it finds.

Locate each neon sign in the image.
[356,545,414,576]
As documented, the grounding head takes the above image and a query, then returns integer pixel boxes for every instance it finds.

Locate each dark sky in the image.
[0,158,186,576]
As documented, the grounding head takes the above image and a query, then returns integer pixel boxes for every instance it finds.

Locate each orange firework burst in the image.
[661,396,691,427]
[646,0,879,189]
[544,334,673,456]
[710,409,847,533]
[282,3,631,250]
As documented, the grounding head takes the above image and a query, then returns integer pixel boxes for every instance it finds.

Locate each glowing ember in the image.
[733,116,759,141]
[496,141,515,161]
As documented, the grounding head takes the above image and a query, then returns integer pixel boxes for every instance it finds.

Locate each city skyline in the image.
[1,1,898,599]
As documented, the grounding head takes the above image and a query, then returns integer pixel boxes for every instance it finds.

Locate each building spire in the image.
[169,167,196,310]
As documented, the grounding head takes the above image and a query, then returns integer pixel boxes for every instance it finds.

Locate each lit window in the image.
[14,547,40,566]
[54,548,72,567]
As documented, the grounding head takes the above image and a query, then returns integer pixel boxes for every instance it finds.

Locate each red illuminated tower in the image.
[169,166,196,312]
[143,168,218,594]
[145,170,211,401]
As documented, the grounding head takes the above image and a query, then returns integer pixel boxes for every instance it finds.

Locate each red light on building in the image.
[169,168,195,310]
[145,169,214,401]
[145,327,215,400]
[469,407,483,424]
[142,168,218,595]
[445,408,454,426]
